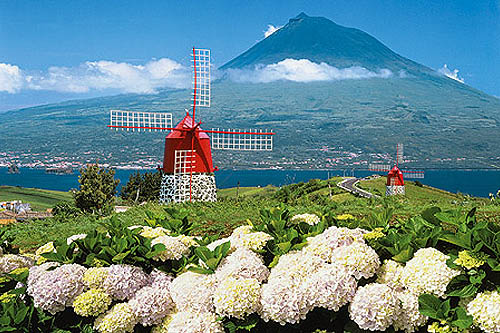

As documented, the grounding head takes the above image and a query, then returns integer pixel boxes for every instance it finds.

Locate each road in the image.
[337,177,377,199]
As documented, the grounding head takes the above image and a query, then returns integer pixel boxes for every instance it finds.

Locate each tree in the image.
[73,164,119,214]
[121,170,162,203]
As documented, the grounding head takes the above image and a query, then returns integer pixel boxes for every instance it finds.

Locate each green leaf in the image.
[418,294,446,320]
[188,266,213,275]
[13,306,28,325]
[439,232,472,249]
[452,307,473,329]
[195,247,213,263]
[447,284,478,298]
[392,247,414,263]
[205,258,219,270]
[276,242,291,253]
[112,251,130,263]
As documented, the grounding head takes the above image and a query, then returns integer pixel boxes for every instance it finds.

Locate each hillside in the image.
[0,186,72,210]
[3,177,499,249]
[1,13,500,169]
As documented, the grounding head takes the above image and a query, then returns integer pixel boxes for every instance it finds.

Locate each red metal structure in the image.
[108,48,275,203]
[369,144,424,195]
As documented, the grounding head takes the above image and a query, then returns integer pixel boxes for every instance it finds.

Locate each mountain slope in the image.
[1,13,500,170]
[221,12,431,76]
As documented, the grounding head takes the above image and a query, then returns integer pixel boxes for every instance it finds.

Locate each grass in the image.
[0,186,72,211]
[2,176,500,250]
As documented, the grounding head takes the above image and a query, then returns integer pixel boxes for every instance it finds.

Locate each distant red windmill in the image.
[108,48,274,203]
[369,143,424,196]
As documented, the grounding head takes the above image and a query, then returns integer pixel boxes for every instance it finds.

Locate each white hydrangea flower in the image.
[349,283,401,331]
[0,254,34,274]
[466,290,500,333]
[231,231,273,252]
[66,233,87,245]
[303,226,368,262]
[376,259,405,291]
[260,276,310,325]
[303,263,357,312]
[291,213,321,226]
[151,236,190,261]
[83,267,109,289]
[148,269,174,290]
[73,288,112,317]
[176,234,199,248]
[101,265,149,301]
[213,277,261,319]
[269,251,325,283]
[231,225,254,237]
[392,291,428,333]
[140,226,170,239]
[169,271,217,313]
[35,241,56,263]
[128,285,175,326]
[27,263,87,314]
[401,248,460,297]
[94,302,137,333]
[331,241,380,280]
[162,311,224,333]
[215,247,269,283]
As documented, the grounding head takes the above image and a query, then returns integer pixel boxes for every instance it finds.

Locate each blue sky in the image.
[0,0,498,111]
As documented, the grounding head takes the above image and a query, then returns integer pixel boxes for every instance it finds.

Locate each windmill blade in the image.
[402,170,425,179]
[192,48,211,109]
[368,164,391,172]
[397,143,404,164]
[207,128,274,151]
[108,110,173,132]
[173,149,196,203]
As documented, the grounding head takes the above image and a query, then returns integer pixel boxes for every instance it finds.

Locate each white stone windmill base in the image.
[160,173,217,204]
[386,185,405,196]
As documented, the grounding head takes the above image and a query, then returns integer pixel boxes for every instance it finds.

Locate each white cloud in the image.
[438,64,464,83]
[264,24,282,38]
[0,63,24,93]
[0,58,190,95]
[226,59,393,83]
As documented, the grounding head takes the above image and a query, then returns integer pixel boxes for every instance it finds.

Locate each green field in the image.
[2,177,499,250]
[0,186,72,211]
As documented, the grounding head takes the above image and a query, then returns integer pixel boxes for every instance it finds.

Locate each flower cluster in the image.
[454,250,487,270]
[0,254,34,274]
[101,264,149,301]
[303,226,367,262]
[376,259,405,290]
[213,277,261,319]
[215,248,269,283]
[401,248,460,297]
[290,213,321,225]
[94,303,137,333]
[73,289,112,317]
[169,271,217,313]
[27,263,87,314]
[151,235,191,261]
[230,225,273,251]
[349,283,400,331]
[154,311,224,333]
[330,241,380,280]
[466,290,500,333]
[129,285,175,326]
[140,226,170,239]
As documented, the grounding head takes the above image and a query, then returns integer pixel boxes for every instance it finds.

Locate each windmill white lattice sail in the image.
[192,48,211,108]
[397,143,404,164]
[403,171,425,179]
[210,129,273,151]
[368,164,391,172]
[109,110,173,131]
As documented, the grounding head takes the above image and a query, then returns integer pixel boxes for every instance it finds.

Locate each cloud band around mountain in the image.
[0,58,190,95]
[226,59,393,83]
[1,58,394,95]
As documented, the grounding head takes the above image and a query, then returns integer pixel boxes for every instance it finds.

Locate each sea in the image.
[0,167,499,198]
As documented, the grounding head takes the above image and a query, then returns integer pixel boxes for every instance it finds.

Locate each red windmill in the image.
[108,48,275,203]
[369,143,424,196]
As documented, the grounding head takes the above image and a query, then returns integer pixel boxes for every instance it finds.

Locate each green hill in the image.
[0,186,72,211]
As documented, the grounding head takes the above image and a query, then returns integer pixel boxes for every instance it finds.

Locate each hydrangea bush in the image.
[0,206,499,332]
